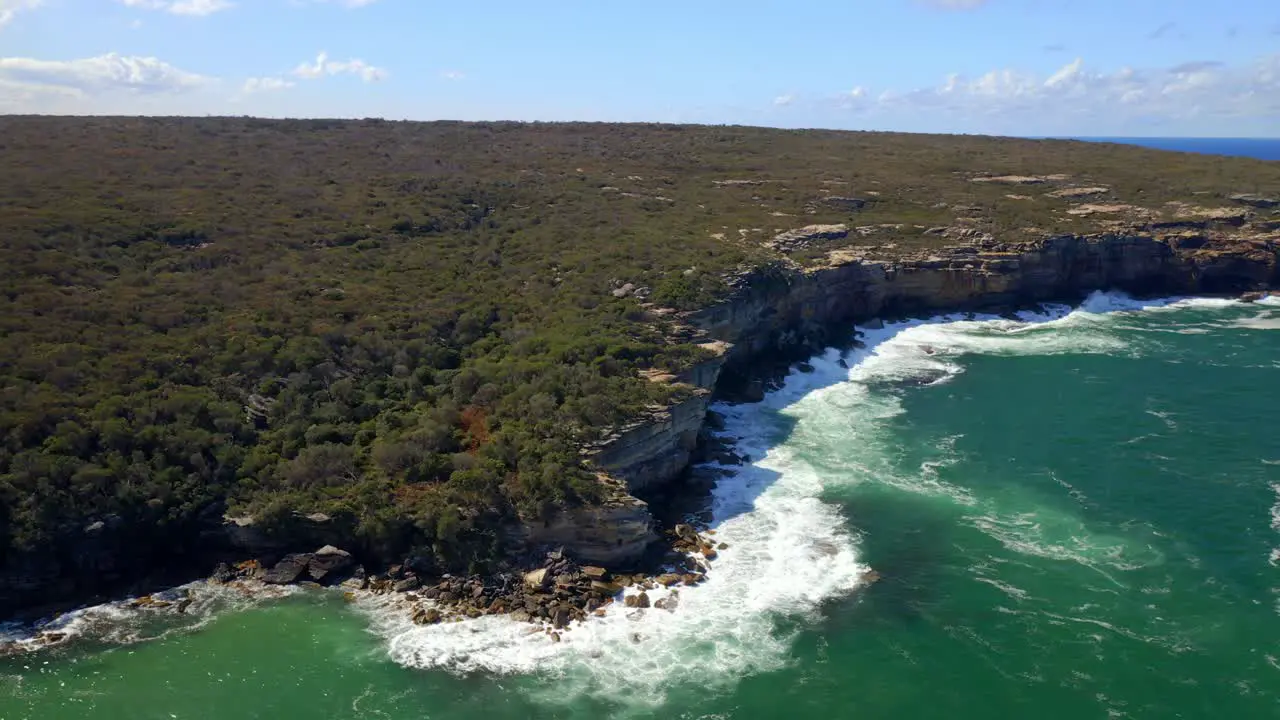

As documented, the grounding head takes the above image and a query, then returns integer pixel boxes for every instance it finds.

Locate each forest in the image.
[3,117,1278,586]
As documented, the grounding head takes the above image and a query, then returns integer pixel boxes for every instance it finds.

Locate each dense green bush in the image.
[1,117,1276,575]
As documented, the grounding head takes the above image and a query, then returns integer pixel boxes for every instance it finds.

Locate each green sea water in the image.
[4,292,1280,719]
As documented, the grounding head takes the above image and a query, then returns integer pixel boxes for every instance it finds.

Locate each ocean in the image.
[3,140,1280,720]
[1072,137,1280,161]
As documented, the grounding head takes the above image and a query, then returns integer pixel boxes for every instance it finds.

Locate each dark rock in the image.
[654,594,679,612]
[590,580,620,596]
[635,591,651,609]
[261,554,310,585]
[393,577,421,593]
[580,566,608,580]
[412,606,443,625]
[796,362,815,373]
[820,196,869,212]
[209,562,236,584]
[404,555,437,577]
[552,606,570,629]
[1229,193,1280,209]
[307,545,354,583]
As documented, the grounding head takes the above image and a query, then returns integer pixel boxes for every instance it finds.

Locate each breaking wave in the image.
[0,581,299,654]
[361,291,1220,709]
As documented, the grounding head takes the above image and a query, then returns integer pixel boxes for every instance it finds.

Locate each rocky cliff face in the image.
[690,233,1278,373]
[539,232,1278,565]
[585,346,729,494]
[516,490,658,567]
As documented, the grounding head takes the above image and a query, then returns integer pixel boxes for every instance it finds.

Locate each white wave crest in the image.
[1,580,298,652]
[364,353,868,709]
[363,290,1240,708]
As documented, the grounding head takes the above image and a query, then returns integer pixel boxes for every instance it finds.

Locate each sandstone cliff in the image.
[539,231,1278,565]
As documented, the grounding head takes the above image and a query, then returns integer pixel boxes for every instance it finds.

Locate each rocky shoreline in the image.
[214,519,732,634]
[2,229,1277,626]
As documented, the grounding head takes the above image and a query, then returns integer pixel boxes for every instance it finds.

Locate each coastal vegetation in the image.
[2,117,1278,598]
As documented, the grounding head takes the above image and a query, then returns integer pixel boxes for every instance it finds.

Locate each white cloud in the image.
[242,76,295,93]
[0,0,42,28]
[292,51,386,83]
[439,70,465,81]
[0,52,209,95]
[773,94,795,106]
[118,0,232,16]
[833,55,1280,129]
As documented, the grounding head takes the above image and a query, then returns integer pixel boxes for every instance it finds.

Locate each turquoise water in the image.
[4,293,1280,719]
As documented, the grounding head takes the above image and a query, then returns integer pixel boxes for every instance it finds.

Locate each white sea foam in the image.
[363,291,1239,707]
[1227,313,1280,331]
[1269,483,1280,569]
[0,580,298,654]
[364,351,868,709]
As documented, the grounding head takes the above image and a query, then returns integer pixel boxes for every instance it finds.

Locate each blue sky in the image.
[1,0,1278,135]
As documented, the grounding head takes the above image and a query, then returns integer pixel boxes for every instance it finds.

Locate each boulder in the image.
[820,196,869,212]
[209,562,236,584]
[552,606,571,629]
[654,594,679,612]
[393,577,421,593]
[590,580,621,596]
[1229,193,1280,209]
[524,568,550,590]
[412,607,442,625]
[307,546,354,583]
[635,591,651,609]
[580,566,609,581]
[261,554,310,585]
[768,224,849,253]
[338,567,367,591]
[656,574,683,587]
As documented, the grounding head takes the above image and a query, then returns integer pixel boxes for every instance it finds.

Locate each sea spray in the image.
[359,291,1229,706]
[5,291,1280,718]
[0,580,299,655]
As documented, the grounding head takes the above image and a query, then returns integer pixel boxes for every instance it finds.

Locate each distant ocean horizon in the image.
[1061,136,1280,161]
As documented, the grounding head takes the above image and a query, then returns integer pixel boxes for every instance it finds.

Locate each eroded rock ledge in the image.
[544,231,1278,564]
